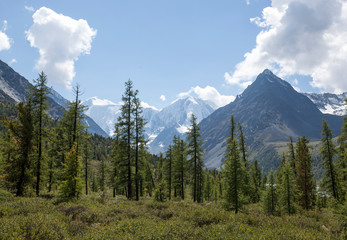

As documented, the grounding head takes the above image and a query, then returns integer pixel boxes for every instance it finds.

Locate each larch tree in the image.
[116,80,135,199]
[295,136,315,210]
[60,142,82,199]
[133,89,146,201]
[320,119,339,200]
[337,100,347,199]
[4,101,34,196]
[187,114,204,203]
[263,169,278,215]
[164,144,173,200]
[251,160,262,203]
[278,159,296,215]
[288,136,296,176]
[223,137,243,213]
[172,135,187,200]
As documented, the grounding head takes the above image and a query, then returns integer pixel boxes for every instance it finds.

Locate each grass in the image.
[0,189,344,239]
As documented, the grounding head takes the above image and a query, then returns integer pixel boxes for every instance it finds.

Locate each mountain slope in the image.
[84,95,214,153]
[304,92,347,116]
[0,59,107,137]
[200,69,344,170]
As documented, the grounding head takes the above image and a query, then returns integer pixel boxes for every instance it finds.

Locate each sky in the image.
[1,0,347,109]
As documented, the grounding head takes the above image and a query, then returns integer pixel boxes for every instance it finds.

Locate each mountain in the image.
[83,95,214,153]
[0,59,107,137]
[147,97,214,153]
[304,92,347,116]
[200,69,344,170]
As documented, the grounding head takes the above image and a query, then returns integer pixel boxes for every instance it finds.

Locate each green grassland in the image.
[0,189,345,240]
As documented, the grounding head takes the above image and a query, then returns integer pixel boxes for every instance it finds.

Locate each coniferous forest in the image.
[0,74,347,239]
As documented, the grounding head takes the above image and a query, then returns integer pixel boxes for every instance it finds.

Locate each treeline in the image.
[0,73,346,218]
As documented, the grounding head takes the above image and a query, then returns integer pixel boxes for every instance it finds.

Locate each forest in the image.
[0,72,346,239]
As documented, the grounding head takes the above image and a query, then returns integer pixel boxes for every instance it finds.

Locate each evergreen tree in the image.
[133,89,146,201]
[278,160,296,215]
[223,138,243,213]
[295,136,315,210]
[4,101,34,196]
[30,72,50,196]
[263,169,278,215]
[251,160,262,203]
[320,119,339,200]
[164,144,173,200]
[238,123,251,202]
[187,114,204,203]
[337,100,347,199]
[60,143,82,199]
[288,136,296,176]
[116,80,134,199]
[172,136,187,199]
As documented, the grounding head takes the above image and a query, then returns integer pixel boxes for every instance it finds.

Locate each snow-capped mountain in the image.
[83,95,215,153]
[304,92,347,116]
[147,96,214,153]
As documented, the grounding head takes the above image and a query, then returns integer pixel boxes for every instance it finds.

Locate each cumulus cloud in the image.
[178,86,235,109]
[160,95,166,101]
[26,7,97,89]
[25,6,35,12]
[0,20,11,51]
[226,0,347,93]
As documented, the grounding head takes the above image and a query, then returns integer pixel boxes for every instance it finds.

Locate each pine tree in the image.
[187,114,204,203]
[320,119,339,200]
[4,101,34,196]
[30,72,50,196]
[223,138,243,213]
[263,169,278,215]
[295,136,315,210]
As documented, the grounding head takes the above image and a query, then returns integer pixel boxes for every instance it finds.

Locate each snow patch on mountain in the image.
[304,92,347,116]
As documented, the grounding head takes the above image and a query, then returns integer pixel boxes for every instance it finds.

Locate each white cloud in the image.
[246,0,251,6]
[2,20,7,31]
[25,6,35,12]
[160,95,166,101]
[9,59,16,65]
[26,7,97,89]
[226,0,347,93]
[178,85,235,109]
[0,20,10,51]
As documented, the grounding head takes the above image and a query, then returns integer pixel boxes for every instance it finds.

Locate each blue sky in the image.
[1,0,347,109]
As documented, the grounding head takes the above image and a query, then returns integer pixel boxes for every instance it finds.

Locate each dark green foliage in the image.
[172,135,187,200]
[3,101,34,196]
[187,114,204,203]
[278,160,296,215]
[223,138,243,213]
[251,160,262,203]
[30,72,51,196]
[295,136,315,210]
[262,169,278,215]
[320,119,340,200]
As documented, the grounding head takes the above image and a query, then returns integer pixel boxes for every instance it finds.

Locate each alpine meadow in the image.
[1,1,347,239]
